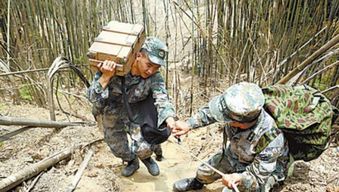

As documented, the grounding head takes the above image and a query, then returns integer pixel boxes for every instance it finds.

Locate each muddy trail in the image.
[0,103,338,192]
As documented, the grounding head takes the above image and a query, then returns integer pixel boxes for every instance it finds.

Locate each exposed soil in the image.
[0,99,338,192]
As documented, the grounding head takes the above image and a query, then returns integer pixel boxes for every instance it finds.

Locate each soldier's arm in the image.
[239,132,287,191]
[87,71,110,110]
[97,60,117,89]
[186,106,218,129]
[150,73,176,127]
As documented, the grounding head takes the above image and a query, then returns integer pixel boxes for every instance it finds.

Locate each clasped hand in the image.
[222,173,242,190]
[99,60,117,78]
[170,120,191,137]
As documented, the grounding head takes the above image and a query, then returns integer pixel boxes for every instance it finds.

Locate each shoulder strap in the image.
[254,128,280,154]
[121,77,136,123]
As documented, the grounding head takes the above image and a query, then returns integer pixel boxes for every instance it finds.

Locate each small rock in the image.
[86,170,98,177]
[95,162,104,168]
[23,156,34,163]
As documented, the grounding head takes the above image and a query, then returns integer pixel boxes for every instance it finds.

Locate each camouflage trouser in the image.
[195,149,287,192]
[101,111,162,162]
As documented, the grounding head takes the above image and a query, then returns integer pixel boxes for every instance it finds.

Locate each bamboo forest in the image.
[0,1,338,192]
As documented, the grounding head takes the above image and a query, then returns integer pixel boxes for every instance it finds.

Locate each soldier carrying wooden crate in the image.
[86,21,177,177]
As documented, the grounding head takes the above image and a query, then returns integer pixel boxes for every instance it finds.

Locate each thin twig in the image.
[278,26,327,67]
[25,172,44,192]
[278,33,339,84]
[301,61,339,84]
[65,149,94,192]
[175,141,240,192]
[321,85,338,94]
[0,67,67,77]
[263,26,328,82]
[81,138,104,149]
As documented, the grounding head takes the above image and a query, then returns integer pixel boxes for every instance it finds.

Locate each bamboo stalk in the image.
[301,61,339,84]
[0,116,88,128]
[278,33,339,84]
[6,0,10,68]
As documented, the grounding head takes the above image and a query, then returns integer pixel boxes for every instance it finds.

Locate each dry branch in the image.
[65,149,94,192]
[0,146,77,192]
[0,116,88,128]
[0,138,102,192]
[0,126,33,142]
[301,61,339,84]
[0,68,58,77]
[24,172,44,192]
[278,33,339,84]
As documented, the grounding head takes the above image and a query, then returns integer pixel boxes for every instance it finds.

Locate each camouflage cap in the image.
[141,37,168,66]
[209,82,265,122]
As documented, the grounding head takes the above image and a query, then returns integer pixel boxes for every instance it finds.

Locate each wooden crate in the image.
[87,21,145,76]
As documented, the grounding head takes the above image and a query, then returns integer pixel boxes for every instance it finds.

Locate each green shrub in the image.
[19,85,33,101]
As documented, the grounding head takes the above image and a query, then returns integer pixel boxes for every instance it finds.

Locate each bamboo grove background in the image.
[0,0,338,116]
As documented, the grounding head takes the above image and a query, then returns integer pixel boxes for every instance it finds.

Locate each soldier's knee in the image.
[196,168,218,184]
[111,147,133,160]
[136,142,153,160]
[260,176,278,191]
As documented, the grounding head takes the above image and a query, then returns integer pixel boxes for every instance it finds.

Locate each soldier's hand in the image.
[98,60,117,89]
[99,60,117,78]
[172,120,191,136]
[166,117,176,130]
[222,173,242,190]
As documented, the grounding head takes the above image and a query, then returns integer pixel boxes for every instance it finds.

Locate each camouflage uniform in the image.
[186,82,290,191]
[87,38,176,162]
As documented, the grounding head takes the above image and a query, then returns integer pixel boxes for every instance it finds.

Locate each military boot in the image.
[173,177,204,192]
[121,158,139,177]
[153,144,164,161]
[141,157,160,176]
[155,154,164,161]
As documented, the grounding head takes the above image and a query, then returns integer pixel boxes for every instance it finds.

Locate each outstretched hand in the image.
[221,173,242,190]
[166,117,176,130]
[171,120,191,137]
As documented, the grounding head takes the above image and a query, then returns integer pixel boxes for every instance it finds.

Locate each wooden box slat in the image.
[88,21,145,76]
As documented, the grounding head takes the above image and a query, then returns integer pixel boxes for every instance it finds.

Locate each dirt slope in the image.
[0,102,338,192]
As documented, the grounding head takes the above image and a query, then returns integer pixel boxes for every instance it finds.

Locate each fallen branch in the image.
[0,146,77,192]
[0,116,89,128]
[0,67,66,77]
[65,149,94,192]
[24,172,44,192]
[0,138,103,192]
[0,126,33,142]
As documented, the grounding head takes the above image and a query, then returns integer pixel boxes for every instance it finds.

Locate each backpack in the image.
[262,84,335,161]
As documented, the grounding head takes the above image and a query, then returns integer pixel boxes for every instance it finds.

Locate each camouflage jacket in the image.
[87,71,176,127]
[187,107,289,190]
